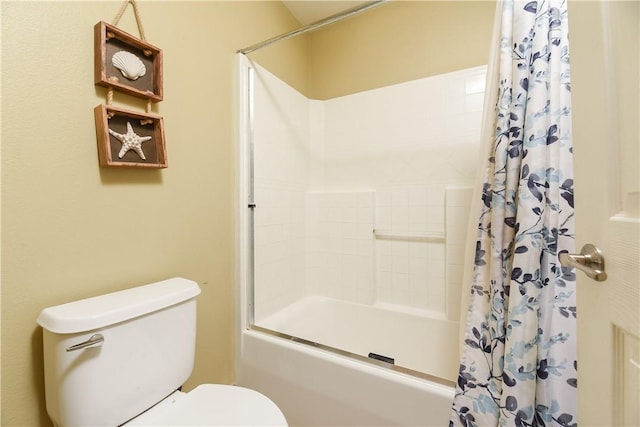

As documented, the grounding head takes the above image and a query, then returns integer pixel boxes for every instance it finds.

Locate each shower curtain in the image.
[451,1,576,426]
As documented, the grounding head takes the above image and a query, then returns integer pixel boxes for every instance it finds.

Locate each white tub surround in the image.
[236,53,486,426]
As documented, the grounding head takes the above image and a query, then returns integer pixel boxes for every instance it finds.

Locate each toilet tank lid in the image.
[37,277,201,334]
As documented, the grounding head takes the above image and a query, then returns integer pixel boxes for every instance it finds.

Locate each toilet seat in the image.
[125,384,288,426]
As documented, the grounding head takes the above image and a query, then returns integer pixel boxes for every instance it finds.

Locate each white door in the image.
[570,1,640,425]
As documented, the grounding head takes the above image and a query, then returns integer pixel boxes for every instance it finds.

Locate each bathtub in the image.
[236,296,458,426]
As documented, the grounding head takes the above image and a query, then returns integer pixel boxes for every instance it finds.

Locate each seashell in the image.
[111,51,146,81]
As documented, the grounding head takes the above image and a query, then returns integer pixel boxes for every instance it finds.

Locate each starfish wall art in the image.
[94,104,167,168]
[108,121,152,160]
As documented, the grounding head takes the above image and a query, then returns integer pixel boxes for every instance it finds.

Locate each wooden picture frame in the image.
[94,21,163,101]
[94,105,167,168]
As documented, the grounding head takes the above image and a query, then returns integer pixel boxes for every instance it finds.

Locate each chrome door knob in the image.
[559,244,607,282]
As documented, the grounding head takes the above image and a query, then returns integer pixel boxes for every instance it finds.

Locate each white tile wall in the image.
[317,67,486,314]
[305,191,375,304]
[251,61,486,320]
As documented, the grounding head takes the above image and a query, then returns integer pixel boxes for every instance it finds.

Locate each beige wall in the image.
[10,1,620,425]
[308,1,496,100]
[0,2,306,426]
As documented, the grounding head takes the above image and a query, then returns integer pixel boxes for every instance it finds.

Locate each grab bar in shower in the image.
[372,229,445,243]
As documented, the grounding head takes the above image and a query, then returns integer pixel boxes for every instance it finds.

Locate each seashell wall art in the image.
[94,21,163,101]
[111,50,146,81]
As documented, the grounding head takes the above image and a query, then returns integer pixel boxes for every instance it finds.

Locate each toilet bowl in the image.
[126,384,287,426]
[37,277,287,427]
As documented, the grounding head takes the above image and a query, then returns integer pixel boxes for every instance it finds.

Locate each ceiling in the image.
[281,1,371,25]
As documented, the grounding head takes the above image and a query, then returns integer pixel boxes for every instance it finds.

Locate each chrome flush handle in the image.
[66,334,105,352]
[559,243,607,282]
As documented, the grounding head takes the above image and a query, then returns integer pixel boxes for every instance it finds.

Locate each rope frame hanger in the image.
[106,0,154,113]
[113,0,147,41]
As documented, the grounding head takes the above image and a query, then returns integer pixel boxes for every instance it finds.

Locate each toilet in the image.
[37,277,287,427]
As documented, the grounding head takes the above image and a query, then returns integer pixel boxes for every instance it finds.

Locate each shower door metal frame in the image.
[239,0,390,336]
[237,0,388,55]
[246,61,256,328]
[237,54,454,388]
[237,53,256,330]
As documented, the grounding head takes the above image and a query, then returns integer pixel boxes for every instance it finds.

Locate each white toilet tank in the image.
[37,277,202,427]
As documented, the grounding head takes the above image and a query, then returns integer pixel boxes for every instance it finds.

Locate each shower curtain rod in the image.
[237,0,388,55]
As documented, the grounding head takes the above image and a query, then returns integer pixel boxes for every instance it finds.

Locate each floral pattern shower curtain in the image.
[451,0,576,426]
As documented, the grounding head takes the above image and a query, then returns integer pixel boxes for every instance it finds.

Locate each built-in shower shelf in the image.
[372,229,445,243]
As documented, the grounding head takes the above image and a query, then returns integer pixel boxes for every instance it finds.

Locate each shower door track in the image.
[248,323,456,388]
[237,0,388,54]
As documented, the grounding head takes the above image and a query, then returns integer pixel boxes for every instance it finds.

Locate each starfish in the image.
[108,121,153,160]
